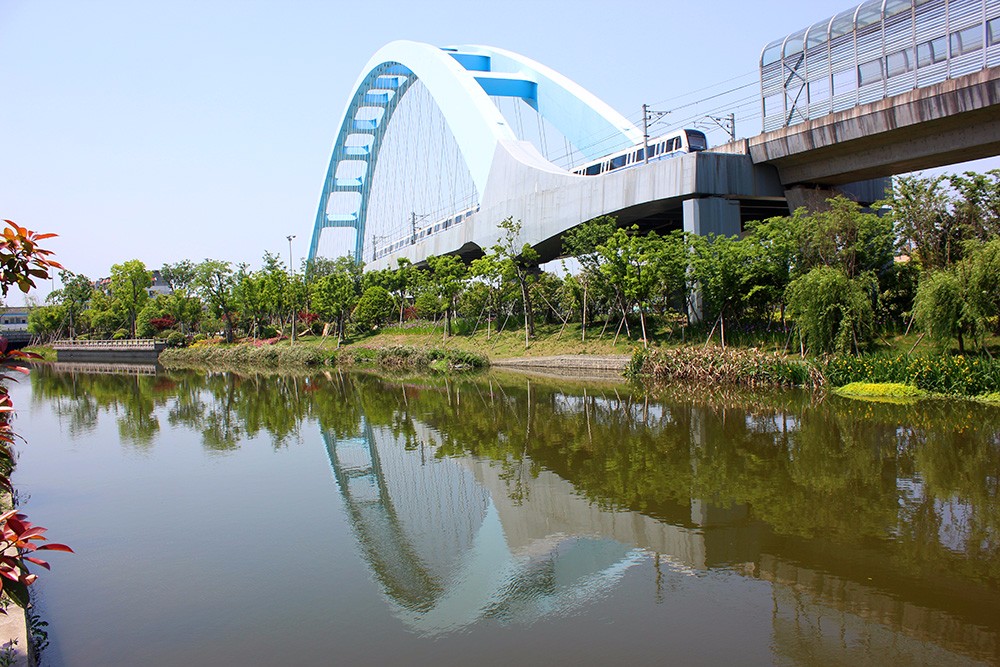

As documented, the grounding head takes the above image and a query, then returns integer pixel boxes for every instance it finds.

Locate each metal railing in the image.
[52,339,166,350]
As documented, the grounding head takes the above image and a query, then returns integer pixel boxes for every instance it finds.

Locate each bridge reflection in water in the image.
[321,375,998,662]
[324,418,645,634]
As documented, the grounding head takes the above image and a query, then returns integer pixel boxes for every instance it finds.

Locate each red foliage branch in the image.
[0,219,72,612]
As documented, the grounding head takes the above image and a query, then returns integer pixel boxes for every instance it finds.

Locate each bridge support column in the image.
[683,197,741,323]
[682,197,741,238]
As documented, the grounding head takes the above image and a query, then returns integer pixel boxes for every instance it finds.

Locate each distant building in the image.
[0,306,32,344]
[148,270,172,297]
[93,269,173,298]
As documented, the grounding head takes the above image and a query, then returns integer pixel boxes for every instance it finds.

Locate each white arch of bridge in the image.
[308,40,642,263]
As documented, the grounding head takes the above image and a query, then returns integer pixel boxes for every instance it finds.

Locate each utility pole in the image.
[641,104,670,163]
[706,113,736,142]
[410,212,429,245]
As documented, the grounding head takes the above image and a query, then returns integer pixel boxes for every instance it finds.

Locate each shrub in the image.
[824,353,1000,396]
[166,331,186,348]
[149,316,176,332]
[414,292,443,320]
[636,346,820,388]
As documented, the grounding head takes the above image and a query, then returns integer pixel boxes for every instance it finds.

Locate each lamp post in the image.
[286,234,296,344]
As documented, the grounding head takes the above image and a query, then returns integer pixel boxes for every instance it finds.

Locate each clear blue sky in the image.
[2,0,996,302]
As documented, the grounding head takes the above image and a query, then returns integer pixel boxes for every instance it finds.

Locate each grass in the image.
[23,346,56,362]
[341,320,640,359]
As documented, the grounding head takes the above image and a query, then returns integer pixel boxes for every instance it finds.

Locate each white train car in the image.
[569,129,709,176]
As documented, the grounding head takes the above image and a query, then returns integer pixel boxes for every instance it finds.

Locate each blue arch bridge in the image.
[308,0,1000,268]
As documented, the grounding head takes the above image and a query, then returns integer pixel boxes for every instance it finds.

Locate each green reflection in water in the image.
[29,363,1000,661]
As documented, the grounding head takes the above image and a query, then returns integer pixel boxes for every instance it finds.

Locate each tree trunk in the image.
[520,275,534,343]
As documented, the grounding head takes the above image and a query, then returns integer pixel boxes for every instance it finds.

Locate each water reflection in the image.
[30,363,1000,663]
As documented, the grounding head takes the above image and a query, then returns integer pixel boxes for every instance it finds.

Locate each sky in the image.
[2,0,997,303]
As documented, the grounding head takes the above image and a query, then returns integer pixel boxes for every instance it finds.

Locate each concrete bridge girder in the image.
[368,142,787,270]
[749,66,1000,187]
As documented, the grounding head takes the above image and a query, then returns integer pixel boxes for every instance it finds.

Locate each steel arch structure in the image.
[308,40,642,264]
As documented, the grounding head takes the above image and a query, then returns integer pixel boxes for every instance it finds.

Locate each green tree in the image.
[310,257,362,343]
[27,303,65,338]
[160,260,201,333]
[194,260,237,342]
[597,227,672,347]
[234,265,268,338]
[426,254,468,339]
[353,285,394,331]
[966,239,1000,336]
[913,268,974,354]
[493,217,539,346]
[469,254,508,339]
[795,196,894,279]
[786,266,876,354]
[561,215,616,341]
[948,169,1000,242]
[108,259,151,338]
[57,270,93,338]
[913,240,1000,353]
[886,174,962,272]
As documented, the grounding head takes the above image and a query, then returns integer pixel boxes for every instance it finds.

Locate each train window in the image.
[686,131,708,150]
[833,68,857,94]
[657,141,666,154]
[990,17,1000,46]
[858,59,884,85]
[808,76,830,101]
[950,25,983,57]
[635,148,644,162]
[917,36,947,66]
[886,48,913,77]
[610,155,627,170]
[584,164,601,176]
[648,144,659,158]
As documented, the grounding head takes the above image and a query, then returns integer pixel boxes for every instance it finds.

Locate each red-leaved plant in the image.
[0,219,72,612]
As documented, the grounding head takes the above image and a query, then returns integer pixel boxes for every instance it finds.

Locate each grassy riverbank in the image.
[41,320,1000,401]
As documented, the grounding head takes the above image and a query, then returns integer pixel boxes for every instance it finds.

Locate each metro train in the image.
[372,204,480,261]
[369,128,708,261]
[569,129,709,176]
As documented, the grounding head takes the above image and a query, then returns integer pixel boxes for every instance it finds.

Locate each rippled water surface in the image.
[10,364,1000,666]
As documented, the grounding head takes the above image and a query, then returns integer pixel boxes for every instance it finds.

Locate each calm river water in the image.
[9,364,1000,665]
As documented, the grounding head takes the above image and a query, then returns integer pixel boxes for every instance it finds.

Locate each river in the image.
[10,364,1000,665]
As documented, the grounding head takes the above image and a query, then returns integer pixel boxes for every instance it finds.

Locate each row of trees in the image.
[29,170,1000,355]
